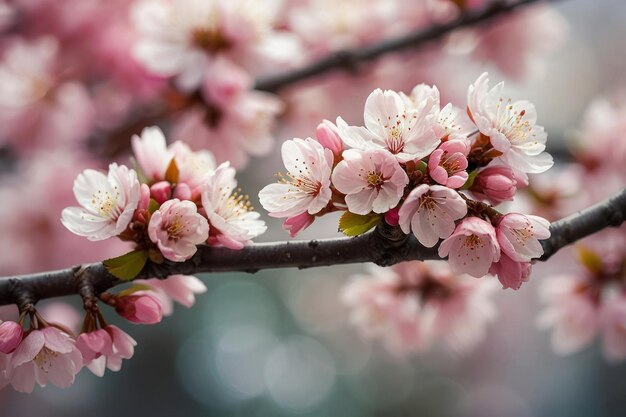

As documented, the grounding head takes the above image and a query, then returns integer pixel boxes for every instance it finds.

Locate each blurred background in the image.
[1,0,626,416]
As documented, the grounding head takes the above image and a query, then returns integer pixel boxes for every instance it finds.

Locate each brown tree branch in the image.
[254,0,559,92]
[0,187,625,307]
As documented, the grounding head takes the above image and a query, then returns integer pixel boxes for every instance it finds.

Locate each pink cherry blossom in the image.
[427,140,469,188]
[201,162,267,249]
[259,138,333,219]
[61,163,141,241]
[398,184,467,248]
[148,199,209,262]
[332,149,408,215]
[438,217,501,277]
[283,212,315,238]
[132,0,302,91]
[0,321,23,354]
[114,294,163,324]
[315,119,344,158]
[337,88,440,162]
[467,73,553,174]
[341,261,498,356]
[488,252,532,290]
[137,275,207,316]
[470,165,526,205]
[76,325,136,376]
[150,181,172,204]
[496,213,550,262]
[7,327,82,393]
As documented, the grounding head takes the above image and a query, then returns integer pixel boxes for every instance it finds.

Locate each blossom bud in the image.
[315,120,344,158]
[0,320,23,354]
[150,181,172,204]
[138,184,151,211]
[115,294,163,324]
[384,207,400,226]
[283,212,314,237]
[471,166,525,205]
[172,183,192,201]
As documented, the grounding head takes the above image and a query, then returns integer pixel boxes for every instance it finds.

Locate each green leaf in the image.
[339,211,381,237]
[117,284,153,297]
[577,246,603,274]
[460,169,479,190]
[416,160,428,174]
[148,198,160,214]
[164,158,179,184]
[103,250,149,281]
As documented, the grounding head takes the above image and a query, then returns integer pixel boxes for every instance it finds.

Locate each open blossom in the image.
[337,88,440,162]
[61,163,141,241]
[467,73,553,174]
[131,126,216,193]
[132,0,301,90]
[6,327,82,393]
[341,261,498,355]
[201,162,267,249]
[148,199,209,262]
[438,217,501,277]
[496,213,550,262]
[332,149,408,215]
[76,325,136,377]
[137,275,207,316]
[259,138,333,218]
[398,184,467,247]
[427,140,469,188]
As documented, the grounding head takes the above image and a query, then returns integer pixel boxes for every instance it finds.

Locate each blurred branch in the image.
[1,186,625,306]
[255,0,558,92]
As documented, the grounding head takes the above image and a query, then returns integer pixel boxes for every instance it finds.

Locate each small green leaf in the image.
[165,158,179,184]
[416,160,428,174]
[148,198,160,214]
[103,250,149,281]
[117,284,153,297]
[460,169,479,190]
[339,211,381,237]
[577,246,603,274]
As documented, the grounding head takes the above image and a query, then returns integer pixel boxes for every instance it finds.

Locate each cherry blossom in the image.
[427,140,470,189]
[315,120,344,158]
[7,327,82,393]
[114,294,163,324]
[76,325,136,376]
[488,252,531,290]
[341,261,498,355]
[201,162,267,249]
[438,217,501,277]
[337,88,440,162]
[283,212,315,238]
[137,275,207,316]
[470,165,526,205]
[148,199,209,262]
[0,321,22,354]
[467,72,553,174]
[496,213,550,262]
[61,163,141,241]
[398,184,467,247]
[259,138,333,219]
[332,149,409,215]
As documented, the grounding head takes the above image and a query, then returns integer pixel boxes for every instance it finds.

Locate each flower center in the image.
[92,187,121,219]
[167,216,187,240]
[463,235,484,250]
[191,27,231,54]
[34,347,58,372]
[366,171,385,187]
[511,226,533,245]
[386,124,405,154]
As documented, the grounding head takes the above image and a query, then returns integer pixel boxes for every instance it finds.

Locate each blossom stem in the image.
[0,186,624,306]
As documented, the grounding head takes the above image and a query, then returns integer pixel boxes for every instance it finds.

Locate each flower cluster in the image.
[260,73,552,290]
[342,261,498,355]
[0,273,205,393]
[62,126,266,261]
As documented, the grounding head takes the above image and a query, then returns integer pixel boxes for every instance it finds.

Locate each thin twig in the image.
[0,187,624,306]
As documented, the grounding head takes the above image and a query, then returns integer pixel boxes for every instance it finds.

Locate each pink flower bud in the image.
[283,212,314,237]
[384,207,400,226]
[315,120,344,157]
[0,321,23,354]
[172,183,192,201]
[115,294,163,324]
[471,166,526,205]
[150,181,172,204]
[138,183,151,211]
